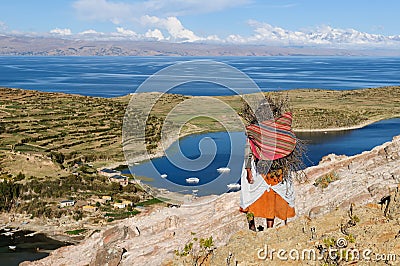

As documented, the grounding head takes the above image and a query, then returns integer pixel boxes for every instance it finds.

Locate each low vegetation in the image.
[1,86,400,223]
[0,88,126,168]
[65,228,87,235]
[0,179,21,211]
[136,198,163,206]
[1,86,400,170]
[313,171,339,189]
[0,164,156,221]
[174,232,215,265]
[104,210,140,220]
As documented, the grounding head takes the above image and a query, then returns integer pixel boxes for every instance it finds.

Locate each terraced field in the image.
[217,86,400,130]
[1,86,400,177]
[0,88,127,167]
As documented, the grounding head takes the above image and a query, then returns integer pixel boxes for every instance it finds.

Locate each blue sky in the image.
[1,0,400,47]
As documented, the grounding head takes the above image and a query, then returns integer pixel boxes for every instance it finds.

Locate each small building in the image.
[73,162,83,168]
[122,200,133,207]
[109,175,128,186]
[82,205,97,212]
[91,198,103,204]
[109,175,127,182]
[113,203,126,209]
[59,200,75,208]
[102,195,112,202]
[99,168,121,177]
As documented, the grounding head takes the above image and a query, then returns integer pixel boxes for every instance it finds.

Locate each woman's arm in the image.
[244,141,254,184]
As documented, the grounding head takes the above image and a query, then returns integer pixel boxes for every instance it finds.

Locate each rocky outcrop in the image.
[294,135,400,219]
[209,199,400,265]
[23,135,400,265]
[387,185,400,221]
[89,226,134,266]
[22,193,247,266]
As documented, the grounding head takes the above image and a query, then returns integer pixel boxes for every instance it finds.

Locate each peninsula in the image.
[0,86,400,241]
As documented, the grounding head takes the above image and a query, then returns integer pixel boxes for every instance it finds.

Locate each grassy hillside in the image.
[216,86,400,130]
[1,86,400,178]
[0,88,126,167]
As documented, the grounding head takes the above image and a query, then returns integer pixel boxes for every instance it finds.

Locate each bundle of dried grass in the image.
[239,94,306,181]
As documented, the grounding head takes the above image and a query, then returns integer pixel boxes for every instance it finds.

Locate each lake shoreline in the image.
[7,117,400,264]
[102,117,395,170]
[121,118,400,198]
[293,118,384,132]
[0,213,84,245]
[0,225,73,265]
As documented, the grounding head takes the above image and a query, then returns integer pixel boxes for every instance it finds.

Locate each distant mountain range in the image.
[241,22,400,48]
[1,35,400,56]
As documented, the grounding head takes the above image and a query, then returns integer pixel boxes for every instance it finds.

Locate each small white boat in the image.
[185,177,199,184]
[9,246,16,250]
[227,183,241,190]
[160,174,168,178]
[192,189,199,193]
[217,167,231,173]
[2,232,14,236]
[25,231,39,237]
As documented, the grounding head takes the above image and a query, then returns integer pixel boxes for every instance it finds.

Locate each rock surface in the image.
[295,135,400,219]
[22,136,400,266]
[208,200,400,265]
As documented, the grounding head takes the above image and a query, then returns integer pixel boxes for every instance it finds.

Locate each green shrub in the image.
[65,229,87,235]
[313,172,339,189]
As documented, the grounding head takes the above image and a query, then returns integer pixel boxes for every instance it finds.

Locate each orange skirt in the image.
[240,171,295,220]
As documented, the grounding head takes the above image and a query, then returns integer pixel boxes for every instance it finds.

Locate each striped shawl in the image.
[246,112,296,160]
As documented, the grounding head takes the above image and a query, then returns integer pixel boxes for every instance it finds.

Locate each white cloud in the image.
[72,0,249,22]
[139,0,250,16]
[161,16,201,42]
[116,27,138,37]
[79,29,99,35]
[4,8,400,49]
[226,34,246,43]
[75,29,108,40]
[42,21,400,48]
[145,29,165,41]
[73,0,133,24]
[0,21,7,32]
[50,28,72,36]
[205,34,221,42]
[140,15,160,25]
[75,27,139,40]
[141,15,202,42]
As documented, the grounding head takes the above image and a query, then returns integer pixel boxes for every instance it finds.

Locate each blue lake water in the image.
[297,118,400,165]
[0,55,399,261]
[126,132,246,196]
[1,55,400,195]
[128,118,400,196]
[0,229,70,266]
[1,56,400,97]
